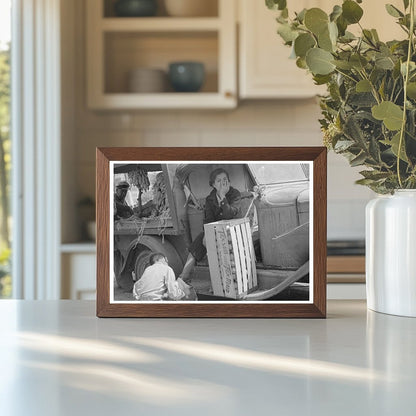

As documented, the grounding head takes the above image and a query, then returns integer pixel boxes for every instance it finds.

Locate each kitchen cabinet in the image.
[238,0,404,99]
[61,245,96,300]
[86,0,237,109]
[239,0,325,99]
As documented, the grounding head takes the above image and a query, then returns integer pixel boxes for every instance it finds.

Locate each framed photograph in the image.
[96,147,327,318]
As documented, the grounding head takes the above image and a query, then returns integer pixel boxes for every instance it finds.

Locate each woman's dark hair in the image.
[209,168,230,187]
[149,252,166,265]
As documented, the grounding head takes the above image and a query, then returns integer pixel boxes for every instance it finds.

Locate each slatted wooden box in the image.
[204,218,257,299]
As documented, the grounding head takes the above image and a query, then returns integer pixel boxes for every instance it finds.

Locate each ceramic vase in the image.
[366,190,416,317]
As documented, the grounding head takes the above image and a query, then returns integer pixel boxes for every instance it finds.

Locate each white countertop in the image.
[0,300,415,415]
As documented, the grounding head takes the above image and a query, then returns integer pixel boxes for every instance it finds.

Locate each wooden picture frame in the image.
[96,147,327,318]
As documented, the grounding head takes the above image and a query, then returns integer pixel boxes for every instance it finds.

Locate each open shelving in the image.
[86,0,237,109]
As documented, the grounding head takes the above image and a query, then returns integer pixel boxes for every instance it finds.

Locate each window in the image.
[0,0,11,298]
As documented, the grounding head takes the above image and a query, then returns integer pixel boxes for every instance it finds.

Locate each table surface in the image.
[0,300,415,416]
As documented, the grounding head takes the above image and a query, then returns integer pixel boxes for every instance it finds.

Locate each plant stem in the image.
[397,0,415,188]
[358,69,381,104]
[334,68,358,84]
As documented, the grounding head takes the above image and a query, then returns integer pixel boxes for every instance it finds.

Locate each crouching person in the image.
[133,253,197,301]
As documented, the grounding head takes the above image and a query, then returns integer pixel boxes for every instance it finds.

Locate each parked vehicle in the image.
[113,162,310,300]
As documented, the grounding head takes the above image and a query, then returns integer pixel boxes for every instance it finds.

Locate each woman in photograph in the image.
[179,168,242,282]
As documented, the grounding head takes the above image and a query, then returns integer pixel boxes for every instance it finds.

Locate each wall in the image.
[61,0,374,243]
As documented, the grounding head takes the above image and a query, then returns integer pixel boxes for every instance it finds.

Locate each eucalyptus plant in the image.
[266,0,416,193]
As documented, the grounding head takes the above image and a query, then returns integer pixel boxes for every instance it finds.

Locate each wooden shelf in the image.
[89,92,235,110]
[61,242,96,253]
[101,17,221,32]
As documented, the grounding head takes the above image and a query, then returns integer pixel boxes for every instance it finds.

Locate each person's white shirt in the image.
[133,259,185,301]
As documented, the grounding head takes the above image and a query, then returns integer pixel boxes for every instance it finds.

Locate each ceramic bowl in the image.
[128,68,167,93]
[168,62,205,92]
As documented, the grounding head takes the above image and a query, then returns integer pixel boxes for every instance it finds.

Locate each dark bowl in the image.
[168,62,205,93]
[114,0,158,17]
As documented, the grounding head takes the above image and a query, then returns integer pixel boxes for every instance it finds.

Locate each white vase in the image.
[366,190,416,317]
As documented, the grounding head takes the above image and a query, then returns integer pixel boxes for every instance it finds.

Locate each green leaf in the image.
[355,178,376,186]
[276,14,287,24]
[362,29,376,46]
[348,92,377,107]
[385,4,404,18]
[296,8,307,23]
[407,82,416,99]
[403,0,409,10]
[375,55,395,70]
[313,74,332,85]
[318,27,334,52]
[296,57,308,69]
[304,8,329,35]
[372,101,404,131]
[356,79,372,92]
[266,0,287,11]
[342,0,364,24]
[350,152,367,167]
[306,48,335,75]
[399,14,411,29]
[385,132,409,162]
[339,31,356,43]
[334,139,355,151]
[294,33,316,58]
[330,5,342,22]
[370,67,386,85]
[360,170,391,180]
[344,114,367,147]
[371,29,380,43]
[378,78,386,100]
[278,0,287,10]
[336,15,348,36]
[277,23,298,43]
[369,136,382,163]
[350,54,368,70]
[333,60,352,70]
[401,61,416,76]
[328,21,338,44]
[408,109,416,138]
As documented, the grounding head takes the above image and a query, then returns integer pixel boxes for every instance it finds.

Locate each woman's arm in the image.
[221,187,241,219]
[204,197,217,224]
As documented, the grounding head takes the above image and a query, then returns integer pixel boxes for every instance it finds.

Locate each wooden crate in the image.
[204,218,257,299]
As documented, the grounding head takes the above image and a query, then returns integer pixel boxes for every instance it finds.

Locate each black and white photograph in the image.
[110,161,312,303]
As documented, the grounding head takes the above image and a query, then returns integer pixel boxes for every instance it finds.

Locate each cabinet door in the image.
[239,0,404,99]
[239,0,326,99]
[61,253,96,300]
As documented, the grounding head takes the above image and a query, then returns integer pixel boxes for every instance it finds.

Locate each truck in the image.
[113,162,310,301]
